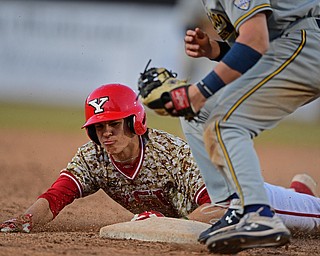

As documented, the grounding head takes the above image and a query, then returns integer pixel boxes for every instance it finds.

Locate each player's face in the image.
[94,119,137,155]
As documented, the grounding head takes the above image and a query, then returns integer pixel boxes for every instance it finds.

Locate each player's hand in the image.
[0,214,33,233]
[131,210,164,221]
[164,84,206,116]
[185,28,215,59]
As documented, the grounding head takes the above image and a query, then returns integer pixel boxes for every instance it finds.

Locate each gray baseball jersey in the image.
[182,0,320,207]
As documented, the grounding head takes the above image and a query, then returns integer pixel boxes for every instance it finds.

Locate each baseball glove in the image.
[138,60,197,121]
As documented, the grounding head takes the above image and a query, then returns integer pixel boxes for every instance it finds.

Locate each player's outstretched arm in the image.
[0,198,53,233]
[1,173,80,233]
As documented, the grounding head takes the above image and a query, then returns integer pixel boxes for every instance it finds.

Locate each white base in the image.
[99,217,211,244]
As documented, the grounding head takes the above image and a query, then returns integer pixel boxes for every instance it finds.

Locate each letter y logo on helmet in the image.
[88,97,109,114]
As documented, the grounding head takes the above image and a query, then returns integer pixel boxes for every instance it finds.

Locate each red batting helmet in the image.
[83,84,147,144]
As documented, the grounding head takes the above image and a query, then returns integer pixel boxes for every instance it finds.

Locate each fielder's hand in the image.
[138,60,198,121]
[0,214,33,233]
[131,210,164,221]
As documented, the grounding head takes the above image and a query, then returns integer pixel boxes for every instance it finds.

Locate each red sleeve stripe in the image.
[60,170,83,198]
[194,185,211,205]
[274,208,320,218]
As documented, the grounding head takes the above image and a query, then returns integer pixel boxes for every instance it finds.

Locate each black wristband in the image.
[212,41,231,62]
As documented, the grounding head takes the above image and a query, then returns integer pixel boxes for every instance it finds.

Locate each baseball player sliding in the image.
[136,0,320,254]
[1,84,319,237]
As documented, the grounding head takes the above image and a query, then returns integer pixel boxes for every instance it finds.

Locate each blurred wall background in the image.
[0,0,319,122]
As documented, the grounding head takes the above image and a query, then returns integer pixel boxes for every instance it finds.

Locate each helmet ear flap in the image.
[127,114,147,135]
[86,125,100,145]
[133,113,147,135]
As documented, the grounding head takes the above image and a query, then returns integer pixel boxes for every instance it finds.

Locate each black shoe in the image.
[206,212,291,254]
[198,199,243,244]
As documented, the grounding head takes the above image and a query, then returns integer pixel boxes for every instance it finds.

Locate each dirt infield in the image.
[0,128,319,255]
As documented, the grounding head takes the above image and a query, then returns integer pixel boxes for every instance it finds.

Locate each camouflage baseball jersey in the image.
[62,128,206,218]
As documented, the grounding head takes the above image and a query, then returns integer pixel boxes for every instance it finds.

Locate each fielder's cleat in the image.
[206,212,291,254]
[290,173,318,197]
[198,199,243,244]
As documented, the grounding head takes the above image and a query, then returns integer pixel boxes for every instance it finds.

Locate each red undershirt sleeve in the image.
[38,172,81,219]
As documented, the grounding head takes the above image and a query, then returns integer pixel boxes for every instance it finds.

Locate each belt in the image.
[316,18,320,28]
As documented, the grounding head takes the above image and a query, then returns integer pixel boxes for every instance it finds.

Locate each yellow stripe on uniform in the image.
[224,30,306,122]
[234,4,271,28]
[215,120,244,205]
[215,30,307,206]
